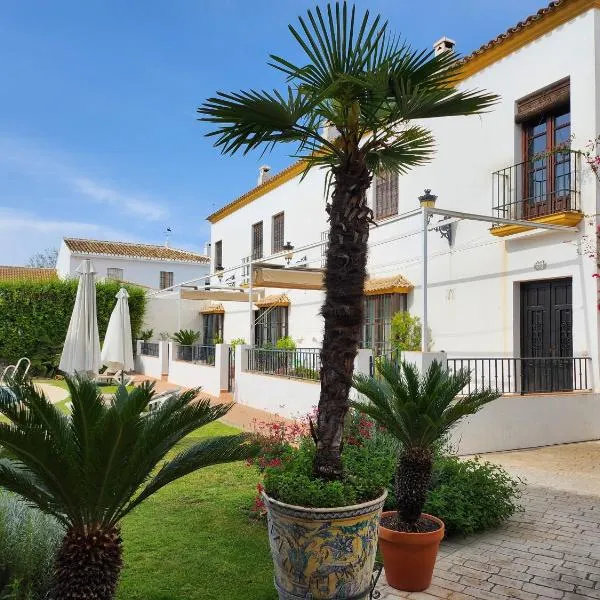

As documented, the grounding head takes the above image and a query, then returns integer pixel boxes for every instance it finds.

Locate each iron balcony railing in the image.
[446,357,591,395]
[176,344,216,366]
[369,348,402,377]
[140,341,159,357]
[492,149,581,223]
[247,347,321,381]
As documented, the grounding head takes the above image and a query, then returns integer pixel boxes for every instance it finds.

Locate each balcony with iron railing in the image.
[491,149,584,236]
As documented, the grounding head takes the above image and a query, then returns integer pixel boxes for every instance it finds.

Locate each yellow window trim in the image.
[490,210,584,237]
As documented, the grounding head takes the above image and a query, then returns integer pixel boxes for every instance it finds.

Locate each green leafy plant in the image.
[159,331,171,341]
[390,312,422,352]
[171,329,201,346]
[275,336,296,351]
[229,338,246,349]
[198,1,497,481]
[0,377,258,600]
[139,329,154,342]
[212,334,224,345]
[0,491,63,600]
[352,360,500,532]
[0,280,146,376]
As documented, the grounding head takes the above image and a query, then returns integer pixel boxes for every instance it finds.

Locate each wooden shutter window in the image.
[374,172,399,220]
[214,241,223,268]
[252,221,263,260]
[272,212,285,253]
[516,77,570,124]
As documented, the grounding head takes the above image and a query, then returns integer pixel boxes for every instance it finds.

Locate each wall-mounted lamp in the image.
[215,264,224,283]
[282,241,295,265]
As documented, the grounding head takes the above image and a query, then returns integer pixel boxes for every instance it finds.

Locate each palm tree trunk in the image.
[53,523,123,600]
[314,158,372,480]
[395,448,433,530]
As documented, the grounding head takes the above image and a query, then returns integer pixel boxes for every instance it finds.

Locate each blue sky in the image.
[0,0,545,265]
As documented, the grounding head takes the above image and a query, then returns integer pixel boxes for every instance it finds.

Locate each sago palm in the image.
[0,377,257,600]
[352,359,500,531]
[198,2,498,480]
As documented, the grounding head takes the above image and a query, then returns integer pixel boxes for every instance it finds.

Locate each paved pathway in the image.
[36,382,69,404]
[377,447,600,599]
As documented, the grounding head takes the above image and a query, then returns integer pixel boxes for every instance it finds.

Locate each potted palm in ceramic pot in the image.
[198,2,496,597]
[352,359,500,592]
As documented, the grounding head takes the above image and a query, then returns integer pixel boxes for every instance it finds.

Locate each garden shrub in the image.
[384,455,522,536]
[253,411,521,535]
[275,336,296,350]
[390,311,422,351]
[0,280,146,376]
[0,491,63,599]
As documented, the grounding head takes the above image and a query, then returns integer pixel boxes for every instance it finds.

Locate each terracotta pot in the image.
[263,491,387,600]
[378,512,444,592]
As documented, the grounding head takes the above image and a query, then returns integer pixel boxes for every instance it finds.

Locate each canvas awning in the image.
[364,274,412,295]
[252,266,324,290]
[255,294,290,308]
[181,290,261,302]
[200,303,225,314]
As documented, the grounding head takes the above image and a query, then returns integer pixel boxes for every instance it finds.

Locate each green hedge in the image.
[0,280,146,376]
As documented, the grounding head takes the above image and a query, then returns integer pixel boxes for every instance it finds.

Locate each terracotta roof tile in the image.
[255,293,291,308]
[64,238,209,263]
[364,275,412,295]
[462,0,566,65]
[200,303,225,314]
[0,266,58,282]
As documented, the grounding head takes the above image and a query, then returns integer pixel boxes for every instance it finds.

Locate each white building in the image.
[202,0,600,398]
[56,238,210,291]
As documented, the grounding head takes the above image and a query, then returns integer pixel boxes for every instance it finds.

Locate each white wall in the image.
[167,343,228,396]
[58,250,209,291]
[142,295,205,339]
[208,9,600,389]
[451,392,600,455]
[134,340,168,378]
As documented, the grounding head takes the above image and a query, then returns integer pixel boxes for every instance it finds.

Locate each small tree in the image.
[27,248,58,268]
[0,378,257,600]
[139,329,154,342]
[391,312,422,351]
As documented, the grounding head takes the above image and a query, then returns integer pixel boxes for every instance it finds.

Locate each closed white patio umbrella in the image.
[59,259,101,377]
[101,287,134,377]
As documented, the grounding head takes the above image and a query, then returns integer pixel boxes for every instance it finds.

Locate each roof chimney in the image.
[433,36,456,56]
[204,241,211,257]
[258,165,272,186]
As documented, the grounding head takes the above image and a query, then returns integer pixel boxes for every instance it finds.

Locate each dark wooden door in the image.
[520,278,572,392]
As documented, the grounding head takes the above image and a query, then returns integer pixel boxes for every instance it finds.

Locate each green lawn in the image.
[117,422,276,600]
[35,379,134,395]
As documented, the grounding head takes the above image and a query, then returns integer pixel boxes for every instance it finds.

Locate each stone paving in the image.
[376,485,600,599]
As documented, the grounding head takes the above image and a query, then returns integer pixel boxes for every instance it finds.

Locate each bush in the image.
[139,329,154,341]
[0,491,63,599]
[275,336,296,350]
[384,455,522,536]
[171,329,200,346]
[262,421,395,508]
[229,338,246,349]
[0,280,146,376]
[390,311,422,351]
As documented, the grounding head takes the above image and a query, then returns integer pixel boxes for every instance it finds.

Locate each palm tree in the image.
[198,2,498,481]
[352,360,500,530]
[0,377,257,600]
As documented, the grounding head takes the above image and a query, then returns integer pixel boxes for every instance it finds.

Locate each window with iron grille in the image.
[254,307,288,346]
[374,172,399,220]
[214,240,223,268]
[272,212,285,254]
[159,271,174,290]
[320,230,329,268]
[202,313,224,344]
[106,267,123,281]
[361,294,407,354]
[252,221,263,260]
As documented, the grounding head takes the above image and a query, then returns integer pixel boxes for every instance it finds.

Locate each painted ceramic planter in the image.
[263,491,387,600]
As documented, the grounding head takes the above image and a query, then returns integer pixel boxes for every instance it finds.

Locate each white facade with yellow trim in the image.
[207,0,600,390]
